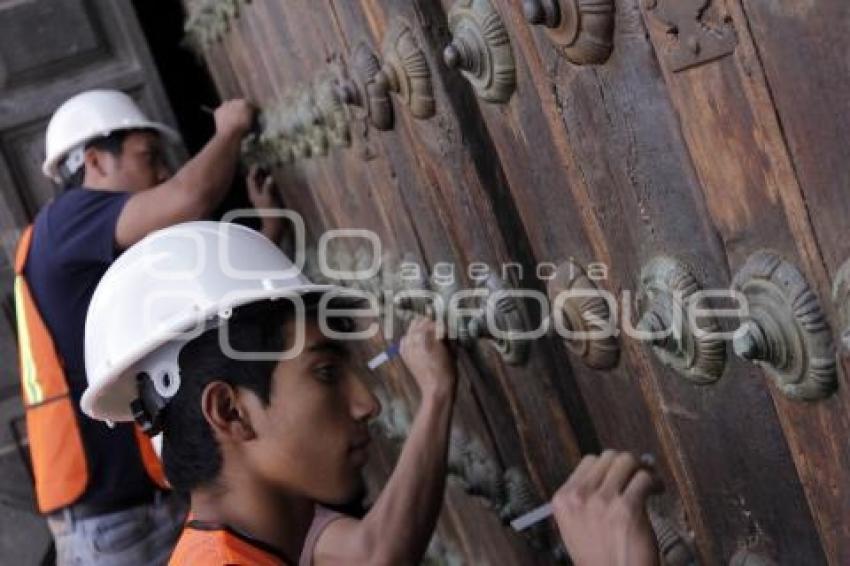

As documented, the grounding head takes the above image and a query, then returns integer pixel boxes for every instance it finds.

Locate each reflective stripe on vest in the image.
[14,276,43,406]
[14,225,168,513]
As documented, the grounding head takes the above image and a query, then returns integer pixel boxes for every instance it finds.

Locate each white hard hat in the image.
[82,221,340,424]
[43,89,181,182]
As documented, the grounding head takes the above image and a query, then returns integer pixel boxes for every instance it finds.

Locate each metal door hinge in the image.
[644,0,737,73]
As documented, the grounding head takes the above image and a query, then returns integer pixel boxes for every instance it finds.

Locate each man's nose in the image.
[351,377,381,421]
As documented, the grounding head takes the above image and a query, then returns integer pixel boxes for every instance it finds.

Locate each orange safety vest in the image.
[13,225,168,513]
[169,524,287,566]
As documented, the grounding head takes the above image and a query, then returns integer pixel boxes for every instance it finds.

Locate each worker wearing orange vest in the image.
[80,222,462,565]
[80,222,665,565]
[15,90,278,565]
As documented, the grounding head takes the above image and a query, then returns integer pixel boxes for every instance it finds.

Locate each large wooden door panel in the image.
[416,0,716,558]
[0,0,108,89]
[185,0,847,563]
[438,0,823,561]
[197,4,572,563]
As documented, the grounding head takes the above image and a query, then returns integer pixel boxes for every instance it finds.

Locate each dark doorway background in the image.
[131,0,254,218]
[131,0,218,154]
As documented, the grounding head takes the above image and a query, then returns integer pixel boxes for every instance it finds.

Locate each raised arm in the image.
[115,100,255,249]
[314,317,458,566]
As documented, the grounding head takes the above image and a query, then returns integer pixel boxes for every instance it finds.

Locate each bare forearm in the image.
[362,387,455,563]
[170,131,243,216]
[114,102,255,249]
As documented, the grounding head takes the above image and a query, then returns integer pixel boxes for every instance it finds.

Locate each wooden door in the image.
[0,0,182,560]
[187,0,848,563]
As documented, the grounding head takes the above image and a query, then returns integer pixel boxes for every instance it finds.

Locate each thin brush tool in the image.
[510,454,658,532]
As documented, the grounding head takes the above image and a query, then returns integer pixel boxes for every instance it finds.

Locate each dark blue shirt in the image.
[25,187,157,508]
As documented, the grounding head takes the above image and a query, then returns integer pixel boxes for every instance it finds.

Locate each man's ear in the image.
[201,381,257,442]
[84,147,107,178]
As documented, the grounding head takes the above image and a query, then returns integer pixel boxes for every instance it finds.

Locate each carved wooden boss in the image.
[547,260,620,370]
[732,251,837,401]
[389,263,531,367]
[443,0,517,103]
[456,273,531,366]
[522,0,616,64]
[337,19,436,132]
[636,256,726,384]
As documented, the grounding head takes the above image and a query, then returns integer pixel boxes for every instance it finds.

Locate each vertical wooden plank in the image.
[740,0,850,272]
[641,0,846,561]
[186,0,835,561]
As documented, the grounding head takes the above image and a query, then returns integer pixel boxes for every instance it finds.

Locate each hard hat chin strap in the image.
[128,318,221,436]
[132,372,168,437]
[130,340,187,436]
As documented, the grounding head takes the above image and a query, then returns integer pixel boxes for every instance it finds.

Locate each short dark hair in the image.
[161,297,356,493]
[162,300,287,492]
[60,129,149,189]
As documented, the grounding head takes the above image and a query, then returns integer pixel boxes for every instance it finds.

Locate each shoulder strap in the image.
[298,506,344,566]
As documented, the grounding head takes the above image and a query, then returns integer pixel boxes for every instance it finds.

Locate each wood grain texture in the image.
[474,0,824,562]
[741,0,850,274]
[642,0,844,562]
[198,1,583,561]
[189,0,842,562]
